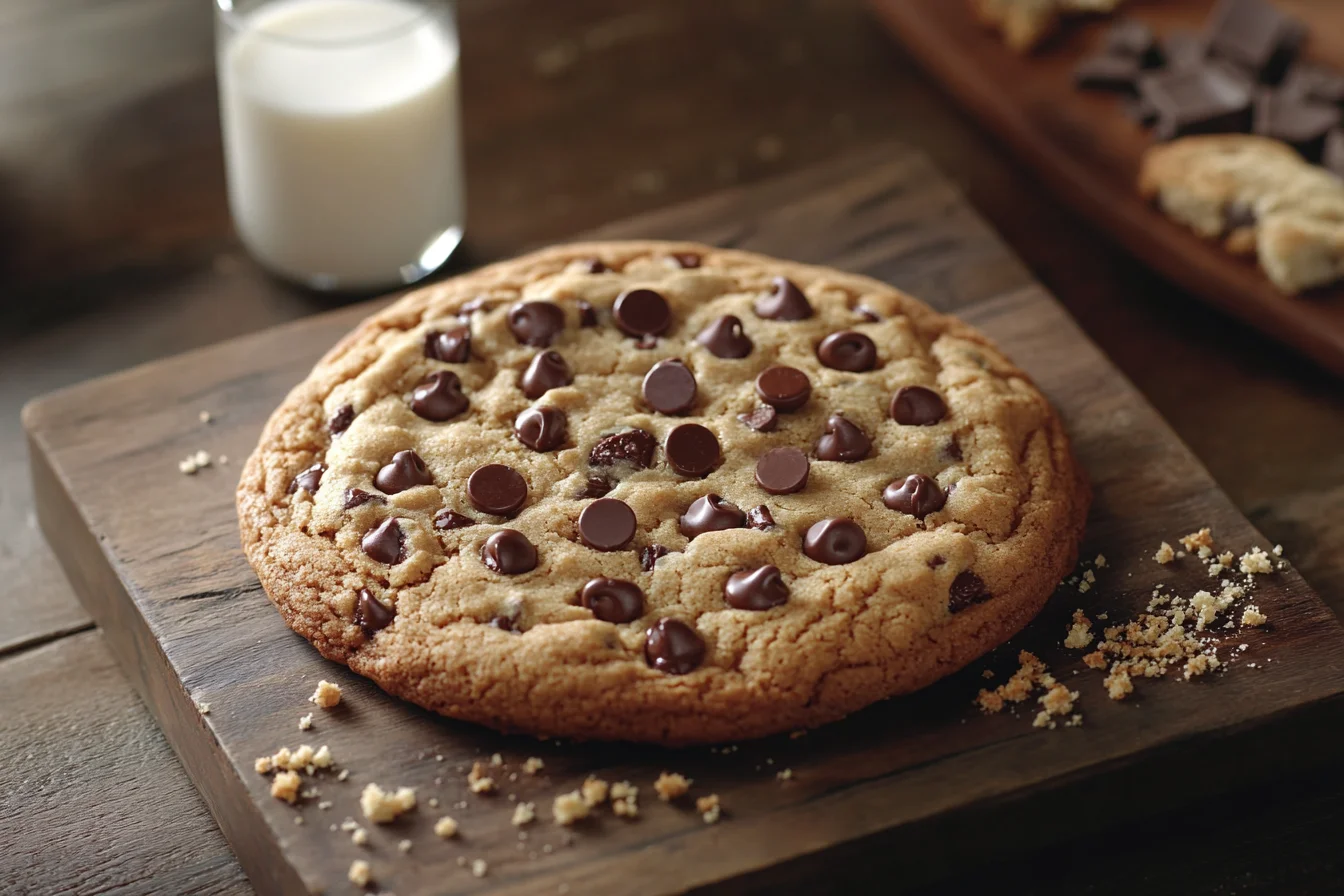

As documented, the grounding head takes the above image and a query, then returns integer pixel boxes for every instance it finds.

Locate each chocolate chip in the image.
[1283,63,1344,105]
[1139,63,1254,141]
[578,498,637,551]
[802,518,866,565]
[467,463,528,517]
[1205,0,1304,84]
[882,474,947,518]
[344,487,382,509]
[724,565,789,611]
[514,406,568,451]
[928,555,946,568]
[579,577,644,623]
[481,529,537,575]
[577,300,598,327]
[589,429,656,469]
[755,366,811,411]
[948,570,991,613]
[507,301,566,347]
[890,386,947,425]
[695,315,753,359]
[410,370,469,421]
[424,326,470,362]
[815,414,871,462]
[581,258,607,274]
[817,330,878,372]
[489,615,517,632]
[665,423,721,478]
[1253,89,1340,161]
[944,438,963,462]
[329,404,355,435]
[729,409,777,440]
[520,350,573,399]
[644,618,705,675]
[1104,19,1164,67]
[639,544,670,571]
[1074,53,1143,93]
[576,476,613,499]
[434,508,476,530]
[856,305,881,322]
[458,296,494,318]
[642,359,698,415]
[613,288,672,337]
[289,463,325,495]
[754,276,813,320]
[1224,201,1257,232]
[755,447,809,495]
[679,494,746,539]
[361,518,405,564]
[671,252,702,269]
[375,449,433,494]
[1163,30,1208,71]
[354,588,395,637]
[746,505,775,530]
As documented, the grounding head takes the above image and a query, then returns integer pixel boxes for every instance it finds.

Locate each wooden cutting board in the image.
[867,0,1344,377]
[24,146,1344,896]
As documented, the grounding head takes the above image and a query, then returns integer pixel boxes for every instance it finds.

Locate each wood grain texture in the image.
[25,147,1344,895]
[867,0,1344,376]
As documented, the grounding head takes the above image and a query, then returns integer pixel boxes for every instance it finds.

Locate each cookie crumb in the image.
[1104,668,1133,701]
[1241,606,1268,627]
[581,777,609,807]
[398,839,413,854]
[337,769,350,782]
[523,757,545,775]
[310,680,342,708]
[512,802,536,826]
[199,410,213,424]
[178,450,214,475]
[348,859,371,887]
[298,713,313,731]
[1082,650,1107,670]
[255,756,273,775]
[468,761,496,794]
[1272,544,1284,557]
[196,701,211,715]
[653,772,691,801]
[1239,548,1273,575]
[490,753,504,767]
[696,794,721,824]
[433,817,459,839]
[552,792,589,825]
[789,730,807,739]
[312,744,333,769]
[776,768,794,781]
[360,783,416,823]
[1154,542,1175,564]
[271,770,301,804]
[1094,554,1107,567]
[1183,653,1220,680]
[1180,528,1214,553]
[471,859,488,879]
[1063,609,1094,649]
[351,827,369,846]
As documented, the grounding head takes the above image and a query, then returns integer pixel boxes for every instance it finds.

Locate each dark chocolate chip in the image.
[890,386,947,425]
[882,474,947,518]
[507,301,566,347]
[1074,53,1143,93]
[1253,89,1340,161]
[944,438,963,462]
[671,252,702,269]
[641,359,698,415]
[639,544,670,571]
[695,315,753,359]
[424,325,471,362]
[928,554,946,568]
[1104,19,1164,67]
[578,498,637,551]
[949,570,991,613]
[664,423,721,478]
[520,350,573,399]
[724,565,789,611]
[489,614,517,632]
[361,518,405,564]
[1205,0,1304,84]
[1125,95,1161,125]
[375,449,434,494]
[1163,30,1208,71]
[289,463,325,495]
[1224,201,1258,232]
[856,305,881,322]
[467,463,528,517]
[738,405,779,432]
[755,366,811,412]
[410,370,469,421]
[1139,63,1253,141]
[576,476,613,499]
[481,529,538,575]
[589,429,656,469]
[354,588,395,636]
[434,508,476,530]
[679,494,746,539]
[815,414,871,462]
[1282,63,1344,105]
[754,447,809,495]
[817,330,878,371]
[746,505,775,530]
[344,488,382,509]
[458,296,494,318]
[329,404,355,435]
[802,518,866,565]
[514,406,568,452]
[613,288,672,337]
[577,300,598,327]
[581,258,608,274]
[579,577,645,623]
[753,276,813,320]
[644,618,705,675]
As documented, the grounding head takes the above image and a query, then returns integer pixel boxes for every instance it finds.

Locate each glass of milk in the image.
[215,0,464,292]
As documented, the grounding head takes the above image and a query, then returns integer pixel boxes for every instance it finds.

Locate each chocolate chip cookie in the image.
[237,241,1089,744]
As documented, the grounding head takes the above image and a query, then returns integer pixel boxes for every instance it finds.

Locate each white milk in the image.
[218,0,464,290]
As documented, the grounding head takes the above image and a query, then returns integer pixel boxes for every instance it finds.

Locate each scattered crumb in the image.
[360,783,416,823]
[1180,528,1214,553]
[1094,554,1107,567]
[348,859,371,888]
[199,410,213,424]
[1082,650,1107,670]
[293,815,304,826]
[653,772,691,801]
[1183,653,1220,680]
[255,757,273,775]
[512,802,536,826]
[581,777,609,807]
[1240,548,1273,575]
[696,794,721,824]
[312,745,333,769]
[1063,609,1094,649]
[468,761,496,794]
[351,827,369,847]
[789,730,807,739]
[178,450,214,475]
[318,801,332,810]
[398,839,413,854]
[609,781,638,817]
[310,680,342,708]
[1273,544,1284,557]
[1154,542,1175,564]
[523,757,545,775]
[1104,669,1133,701]
[337,769,350,782]
[341,819,360,832]
[433,817,459,839]
[1040,683,1078,718]
[471,859,488,879]
[428,797,439,809]
[298,713,313,731]
[196,701,211,715]
[271,770,301,804]
[776,768,794,781]
[552,792,589,825]
[981,669,994,679]
[1242,606,1268,627]
[490,753,504,767]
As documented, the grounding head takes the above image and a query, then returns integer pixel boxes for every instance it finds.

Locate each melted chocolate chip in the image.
[738,405,779,432]
[642,359,698,415]
[576,476,613,499]
[755,366,811,411]
[507,301,566,347]
[639,544,670,571]
[724,565,789,611]
[354,588,395,637]
[589,429,657,469]
[882,474,947,518]
[856,305,881,322]
[613,288,672,337]
[344,487,382,509]
[679,494,746,539]
[755,447,809,495]
[410,370,469,421]
[424,325,471,362]
[289,463,325,495]
[361,518,405,564]
[520,350,574,399]
[928,555,946,568]
[434,508,476,530]
[644,618,706,675]
[375,449,433,494]
[489,614,517,632]
[458,296,494,318]
[467,463,528,517]
[665,423,721,478]
[802,518,866,565]
[890,386,947,425]
[328,404,355,435]
[578,498,638,551]
[754,276,813,320]
[577,299,598,327]
[746,505,776,530]
[481,529,538,575]
[817,331,878,372]
[695,315,753,359]
[948,570,991,613]
[581,258,608,274]
[815,414,871,462]
[579,577,645,623]
[514,406,568,451]
[944,438,963,462]
[671,252,702,269]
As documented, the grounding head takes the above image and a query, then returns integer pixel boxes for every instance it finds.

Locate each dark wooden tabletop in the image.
[3,1,1342,893]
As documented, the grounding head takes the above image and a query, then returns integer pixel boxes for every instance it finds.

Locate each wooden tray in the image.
[24,146,1344,896]
[867,0,1344,377]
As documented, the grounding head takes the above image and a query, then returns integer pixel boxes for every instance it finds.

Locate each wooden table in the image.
[2,1,1342,893]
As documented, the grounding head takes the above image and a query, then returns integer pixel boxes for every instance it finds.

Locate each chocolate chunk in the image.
[579,577,645,623]
[639,544,670,571]
[578,498,637,551]
[581,258,608,274]
[375,449,433,494]
[755,366,811,412]
[754,276,813,320]
[344,488,382,509]
[724,565,789,611]
[507,301,566,347]
[589,429,656,469]
[520,350,574,399]
[1162,30,1208,71]
[816,330,878,371]
[613,288,672,337]
[354,588,395,637]
[1125,95,1160,125]
[665,423,721,478]
[948,570,991,613]
[489,614,517,632]
[671,252,702,269]
[1253,89,1340,161]
[1282,63,1344,105]
[882,474,947,518]
[642,359,698,415]
[1205,0,1304,84]
[928,555,946,569]
[695,315,753,359]
[1325,129,1344,178]
[890,386,947,425]
[424,325,470,362]
[1224,201,1258,232]
[1139,64,1253,141]
[755,447,809,495]
[644,618,705,675]
[361,518,405,564]
[481,529,537,575]
[457,296,494,318]
[289,462,325,495]
[679,494,746,539]
[514,406,568,452]
[802,518,866,565]
[576,476,613,499]
[328,404,355,435]
[1074,54,1143,93]
[944,438,964,462]
[815,414,871,462]
[746,505,775,530]
[856,305,881,322]
[577,300,598,327]
[410,370,469,421]
[433,508,476,530]
[1104,19,1163,68]
[737,405,778,432]
[467,463,528,517]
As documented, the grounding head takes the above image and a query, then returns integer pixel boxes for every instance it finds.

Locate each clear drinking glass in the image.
[215,0,465,292]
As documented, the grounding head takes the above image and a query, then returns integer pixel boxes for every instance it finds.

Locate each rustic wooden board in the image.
[24,146,1344,896]
[867,0,1344,377]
